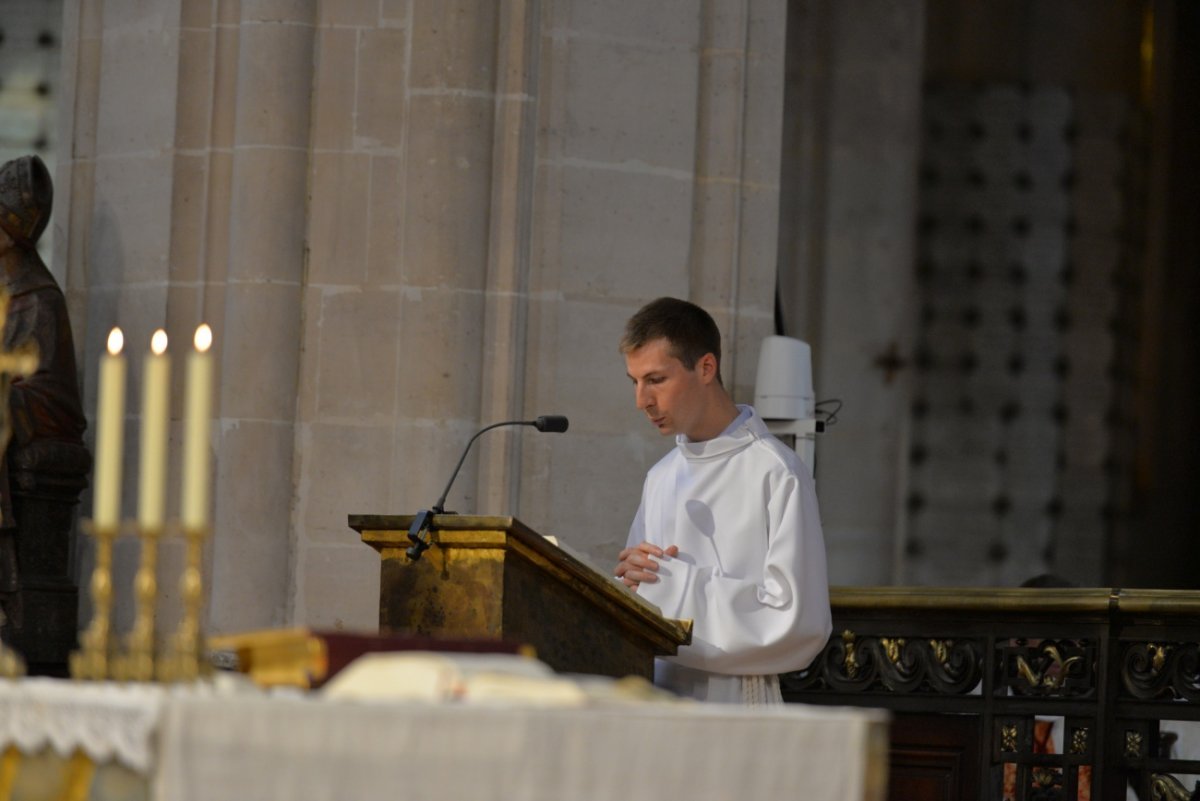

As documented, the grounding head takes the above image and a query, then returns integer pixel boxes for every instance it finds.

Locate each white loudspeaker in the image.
[754,336,818,477]
[754,336,814,422]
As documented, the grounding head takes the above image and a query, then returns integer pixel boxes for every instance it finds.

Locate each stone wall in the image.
[53,0,789,634]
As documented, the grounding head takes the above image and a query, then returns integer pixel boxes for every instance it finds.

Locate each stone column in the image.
[202,1,314,632]
[475,0,542,515]
[57,0,184,633]
[687,0,788,401]
[57,0,314,632]
[290,0,509,628]
[775,0,926,585]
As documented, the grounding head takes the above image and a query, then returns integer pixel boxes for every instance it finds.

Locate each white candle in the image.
[182,325,213,530]
[94,328,126,529]
[137,329,170,530]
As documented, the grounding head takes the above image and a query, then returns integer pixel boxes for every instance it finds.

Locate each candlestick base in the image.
[157,524,209,683]
[0,642,25,679]
[111,525,162,682]
[69,520,118,681]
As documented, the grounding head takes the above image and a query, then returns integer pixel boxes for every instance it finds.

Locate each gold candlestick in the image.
[0,642,24,679]
[158,524,208,682]
[70,521,117,681]
[112,525,161,682]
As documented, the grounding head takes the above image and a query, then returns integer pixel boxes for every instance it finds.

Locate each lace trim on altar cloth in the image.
[741,674,783,705]
[0,679,166,772]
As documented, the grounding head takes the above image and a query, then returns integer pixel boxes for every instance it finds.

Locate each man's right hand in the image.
[614,541,679,591]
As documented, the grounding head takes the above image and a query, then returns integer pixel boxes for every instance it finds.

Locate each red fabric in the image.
[1002,719,1091,800]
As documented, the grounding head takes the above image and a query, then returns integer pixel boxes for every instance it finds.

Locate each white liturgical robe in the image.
[627,405,832,703]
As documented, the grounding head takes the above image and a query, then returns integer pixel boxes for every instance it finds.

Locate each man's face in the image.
[624,337,710,438]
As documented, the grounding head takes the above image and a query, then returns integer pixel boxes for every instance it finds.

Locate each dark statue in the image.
[0,154,90,673]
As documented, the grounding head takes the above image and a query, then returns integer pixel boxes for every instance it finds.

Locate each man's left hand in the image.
[614,542,679,591]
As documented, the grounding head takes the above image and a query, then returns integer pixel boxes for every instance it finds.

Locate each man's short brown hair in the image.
[620,297,723,380]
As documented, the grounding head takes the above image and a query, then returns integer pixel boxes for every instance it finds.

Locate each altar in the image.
[0,676,889,801]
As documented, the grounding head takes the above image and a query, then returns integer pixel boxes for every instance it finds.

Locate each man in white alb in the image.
[614,297,832,704]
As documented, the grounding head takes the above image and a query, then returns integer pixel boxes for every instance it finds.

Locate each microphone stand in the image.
[407,416,568,560]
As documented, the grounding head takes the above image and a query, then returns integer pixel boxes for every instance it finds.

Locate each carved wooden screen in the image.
[783,587,1200,801]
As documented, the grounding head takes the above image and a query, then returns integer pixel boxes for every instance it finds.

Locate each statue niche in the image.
[0,154,90,675]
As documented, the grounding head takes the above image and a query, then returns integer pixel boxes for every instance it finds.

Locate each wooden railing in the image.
[782,587,1200,801]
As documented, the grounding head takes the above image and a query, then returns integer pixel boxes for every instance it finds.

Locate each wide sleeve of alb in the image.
[635,470,832,676]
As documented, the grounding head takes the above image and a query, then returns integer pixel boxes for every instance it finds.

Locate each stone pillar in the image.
[202,1,314,632]
[475,0,542,515]
[57,0,185,633]
[56,0,314,633]
[776,0,926,585]
[291,0,505,628]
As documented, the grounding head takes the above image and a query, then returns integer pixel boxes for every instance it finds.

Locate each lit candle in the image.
[94,328,126,529]
[182,325,213,530]
[137,329,170,530]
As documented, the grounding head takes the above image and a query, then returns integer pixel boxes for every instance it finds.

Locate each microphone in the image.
[532,414,568,433]
[407,415,570,560]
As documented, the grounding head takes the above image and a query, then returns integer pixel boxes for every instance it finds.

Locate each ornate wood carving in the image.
[783,587,1200,801]
[1122,641,1200,701]
[999,638,1096,697]
[787,630,983,695]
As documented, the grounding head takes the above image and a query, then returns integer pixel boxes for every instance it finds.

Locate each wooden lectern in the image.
[349,514,692,679]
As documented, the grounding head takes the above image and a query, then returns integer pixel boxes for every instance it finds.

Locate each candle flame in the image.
[151,329,168,355]
[107,327,124,355]
[194,324,213,353]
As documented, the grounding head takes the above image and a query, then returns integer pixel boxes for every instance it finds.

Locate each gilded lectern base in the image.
[349,514,691,679]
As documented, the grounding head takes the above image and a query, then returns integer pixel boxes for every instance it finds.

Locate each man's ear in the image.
[696,352,718,384]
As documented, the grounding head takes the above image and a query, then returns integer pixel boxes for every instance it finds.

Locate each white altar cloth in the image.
[0,678,888,801]
[157,694,888,801]
[0,678,165,772]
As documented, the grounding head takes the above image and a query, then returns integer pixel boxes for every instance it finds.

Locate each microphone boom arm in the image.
[406,415,568,561]
[432,420,520,514]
